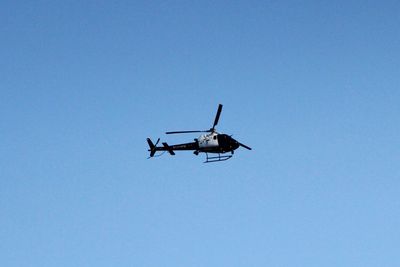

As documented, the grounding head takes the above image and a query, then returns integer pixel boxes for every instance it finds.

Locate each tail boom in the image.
[147,138,198,158]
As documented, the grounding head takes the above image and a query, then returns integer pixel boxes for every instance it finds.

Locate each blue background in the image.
[1,1,400,266]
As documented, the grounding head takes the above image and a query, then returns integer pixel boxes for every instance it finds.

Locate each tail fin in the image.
[147,138,159,157]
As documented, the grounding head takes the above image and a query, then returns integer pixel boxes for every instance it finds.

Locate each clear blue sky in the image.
[1,1,400,266]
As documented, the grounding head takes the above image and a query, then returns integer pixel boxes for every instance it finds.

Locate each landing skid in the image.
[204,152,233,163]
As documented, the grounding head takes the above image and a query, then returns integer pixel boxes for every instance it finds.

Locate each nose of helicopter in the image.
[217,134,240,151]
[229,137,240,150]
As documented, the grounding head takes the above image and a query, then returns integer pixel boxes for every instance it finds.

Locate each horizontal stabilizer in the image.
[162,142,175,155]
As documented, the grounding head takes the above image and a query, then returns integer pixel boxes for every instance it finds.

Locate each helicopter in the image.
[147,104,251,163]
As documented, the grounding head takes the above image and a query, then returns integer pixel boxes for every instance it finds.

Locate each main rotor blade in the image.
[212,104,223,130]
[239,142,252,150]
[165,130,209,134]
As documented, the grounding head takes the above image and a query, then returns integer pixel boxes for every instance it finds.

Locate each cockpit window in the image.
[213,136,217,140]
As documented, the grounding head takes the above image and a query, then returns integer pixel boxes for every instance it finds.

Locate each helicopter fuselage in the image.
[197,132,240,153]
